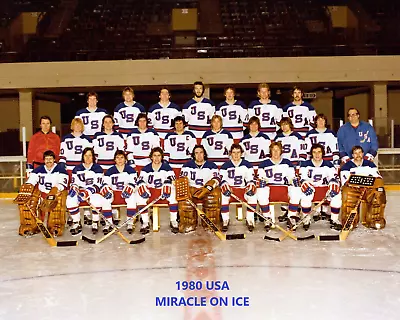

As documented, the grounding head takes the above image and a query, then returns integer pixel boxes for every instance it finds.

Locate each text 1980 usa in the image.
[176,281,230,291]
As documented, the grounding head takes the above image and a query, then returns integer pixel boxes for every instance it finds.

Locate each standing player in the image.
[75,92,108,139]
[247,83,283,140]
[148,87,181,143]
[240,116,271,170]
[282,86,316,138]
[298,144,342,231]
[215,86,247,143]
[113,87,146,137]
[183,81,216,144]
[125,113,160,173]
[164,116,196,177]
[219,144,257,232]
[201,115,233,168]
[136,147,178,234]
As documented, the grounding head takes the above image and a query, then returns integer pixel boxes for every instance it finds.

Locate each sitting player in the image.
[340,145,386,229]
[136,147,178,234]
[179,145,221,233]
[66,147,110,235]
[257,141,301,231]
[18,150,69,236]
[101,150,138,234]
[298,144,342,231]
[220,144,257,232]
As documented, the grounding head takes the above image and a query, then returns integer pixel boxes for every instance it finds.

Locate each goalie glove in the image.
[121,183,135,199]
[100,185,113,200]
[301,180,314,196]
[162,181,172,199]
[328,181,340,198]
[220,181,232,197]
[364,153,374,161]
[68,185,79,198]
[78,186,96,202]
[138,183,150,199]
[245,182,256,196]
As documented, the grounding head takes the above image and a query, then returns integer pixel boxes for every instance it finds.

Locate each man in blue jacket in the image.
[337,108,378,164]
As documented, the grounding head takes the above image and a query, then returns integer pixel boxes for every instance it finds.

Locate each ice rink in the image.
[1,192,400,320]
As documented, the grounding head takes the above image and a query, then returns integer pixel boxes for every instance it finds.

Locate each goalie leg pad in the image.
[47,191,67,236]
[202,187,221,228]
[363,178,386,229]
[341,186,363,226]
[18,188,40,236]
[178,192,197,233]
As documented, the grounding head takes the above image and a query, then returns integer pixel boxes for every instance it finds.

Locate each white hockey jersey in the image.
[258,158,296,186]
[113,102,146,137]
[59,134,93,171]
[27,163,69,193]
[275,132,306,167]
[305,129,339,165]
[180,160,220,188]
[92,131,126,170]
[148,102,182,139]
[340,159,380,186]
[220,159,255,187]
[164,131,197,168]
[282,102,316,137]
[240,132,271,168]
[137,162,175,189]
[299,160,337,187]
[71,163,104,192]
[247,100,283,139]
[215,100,247,140]
[103,164,138,191]
[75,107,108,138]
[182,98,216,138]
[125,128,160,167]
[201,129,233,166]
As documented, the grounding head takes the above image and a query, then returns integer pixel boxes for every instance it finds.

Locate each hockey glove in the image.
[328,181,340,198]
[245,183,256,196]
[301,181,314,196]
[78,186,96,202]
[341,156,350,164]
[100,185,113,200]
[121,184,135,199]
[162,183,172,199]
[364,153,374,161]
[292,176,301,187]
[68,185,79,198]
[138,184,150,199]
[220,181,232,197]
[258,179,267,188]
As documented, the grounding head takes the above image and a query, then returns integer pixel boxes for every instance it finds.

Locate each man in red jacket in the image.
[27,116,61,175]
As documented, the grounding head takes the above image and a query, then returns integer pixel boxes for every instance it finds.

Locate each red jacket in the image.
[27,131,60,167]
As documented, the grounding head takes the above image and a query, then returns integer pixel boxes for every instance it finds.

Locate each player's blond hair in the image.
[269,141,283,155]
[257,83,270,98]
[211,114,223,128]
[122,87,134,97]
[70,118,84,132]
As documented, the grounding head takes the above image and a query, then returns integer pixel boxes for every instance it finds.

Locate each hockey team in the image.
[18,82,386,239]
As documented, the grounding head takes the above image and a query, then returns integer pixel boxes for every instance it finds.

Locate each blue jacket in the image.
[337,121,378,158]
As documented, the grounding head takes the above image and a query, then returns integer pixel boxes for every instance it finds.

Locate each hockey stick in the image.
[81,196,161,244]
[26,205,78,247]
[229,193,299,241]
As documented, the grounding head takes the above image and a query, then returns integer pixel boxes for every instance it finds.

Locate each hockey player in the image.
[247,83,283,140]
[27,116,60,175]
[59,118,93,173]
[148,87,182,142]
[337,108,378,164]
[298,144,342,231]
[201,115,233,168]
[101,150,138,234]
[282,86,316,138]
[305,114,339,167]
[20,150,69,236]
[93,115,125,171]
[75,92,108,139]
[66,147,109,235]
[183,81,216,144]
[220,144,257,232]
[275,117,306,168]
[113,87,146,137]
[257,141,302,231]
[215,86,247,143]
[136,147,178,234]
[125,113,160,173]
[164,116,196,178]
[179,145,221,233]
[240,116,271,170]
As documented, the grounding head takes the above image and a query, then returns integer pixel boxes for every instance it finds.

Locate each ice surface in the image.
[1,193,400,320]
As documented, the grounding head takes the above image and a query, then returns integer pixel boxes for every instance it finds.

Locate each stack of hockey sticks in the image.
[175,177,245,241]
[81,196,162,245]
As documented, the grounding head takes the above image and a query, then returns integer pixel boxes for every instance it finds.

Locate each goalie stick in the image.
[81,196,162,245]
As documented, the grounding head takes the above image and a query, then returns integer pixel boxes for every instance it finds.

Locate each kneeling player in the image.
[298,144,342,231]
[101,150,138,234]
[18,150,69,236]
[136,147,178,234]
[257,141,301,231]
[220,144,257,232]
